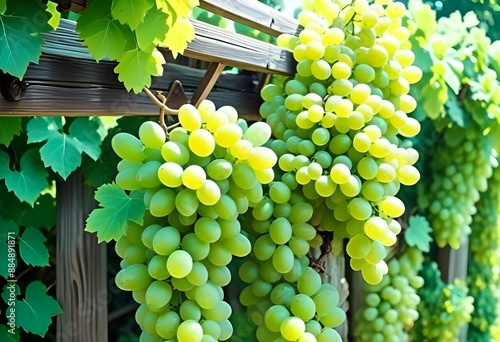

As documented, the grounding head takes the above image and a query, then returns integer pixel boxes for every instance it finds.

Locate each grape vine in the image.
[0,0,199,93]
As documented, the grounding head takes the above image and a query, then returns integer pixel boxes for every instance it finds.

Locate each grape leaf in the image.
[0,0,51,79]
[111,0,154,30]
[114,47,165,93]
[18,228,49,267]
[0,149,49,206]
[76,0,135,61]
[0,325,20,341]
[86,183,146,242]
[0,0,6,15]
[15,281,62,337]
[405,215,433,253]
[162,17,195,58]
[17,194,55,230]
[2,282,20,302]
[163,0,199,17]
[0,118,22,146]
[26,117,102,179]
[135,5,170,50]
[46,1,60,30]
[0,216,18,279]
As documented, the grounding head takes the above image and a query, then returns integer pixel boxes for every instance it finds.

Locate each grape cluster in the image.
[423,127,494,248]
[355,247,423,342]
[467,165,500,340]
[110,100,277,342]
[260,0,422,284]
[237,189,345,342]
[412,261,474,341]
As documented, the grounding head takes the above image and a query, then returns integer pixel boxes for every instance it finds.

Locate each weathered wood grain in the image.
[56,171,107,342]
[199,0,300,36]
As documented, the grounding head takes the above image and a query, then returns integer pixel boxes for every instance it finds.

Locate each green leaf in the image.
[18,228,49,267]
[114,47,165,93]
[26,117,102,179]
[161,16,195,58]
[46,1,60,30]
[135,6,170,50]
[0,0,6,15]
[0,118,22,146]
[0,0,51,78]
[443,49,464,95]
[422,81,447,119]
[0,325,20,341]
[17,194,55,230]
[86,183,146,242]
[445,88,470,128]
[0,149,49,206]
[404,215,433,253]
[2,282,20,303]
[0,216,18,279]
[463,11,479,28]
[15,281,62,337]
[111,0,154,30]
[76,0,135,61]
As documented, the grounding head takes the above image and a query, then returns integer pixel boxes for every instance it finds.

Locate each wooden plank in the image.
[199,0,300,36]
[0,85,262,121]
[56,171,107,342]
[41,19,296,76]
[173,19,295,75]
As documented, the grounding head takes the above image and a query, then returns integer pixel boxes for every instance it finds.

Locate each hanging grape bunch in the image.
[260,0,422,285]
[109,100,278,342]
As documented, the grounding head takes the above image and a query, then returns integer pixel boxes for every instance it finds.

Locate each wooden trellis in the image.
[0,1,353,341]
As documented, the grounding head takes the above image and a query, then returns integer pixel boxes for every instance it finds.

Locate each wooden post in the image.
[312,249,349,340]
[56,171,108,342]
[437,237,470,342]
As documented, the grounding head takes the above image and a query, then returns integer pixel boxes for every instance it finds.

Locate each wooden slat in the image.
[199,0,300,36]
[0,85,262,121]
[41,19,295,76]
[56,171,107,342]
[177,19,295,75]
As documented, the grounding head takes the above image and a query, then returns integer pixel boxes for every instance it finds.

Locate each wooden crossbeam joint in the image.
[0,72,27,102]
[191,62,226,108]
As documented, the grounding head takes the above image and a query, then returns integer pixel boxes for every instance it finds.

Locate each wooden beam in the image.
[199,0,300,37]
[171,19,295,75]
[191,63,226,107]
[56,171,107,342]
[0,85,262,121]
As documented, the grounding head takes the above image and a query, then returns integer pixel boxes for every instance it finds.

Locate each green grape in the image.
[145,281,172,312]
[188,128,215,157]
[297,267,322,296]
[272,245,295,274]
[152,226,180,256]
[194,217,221,243]
[269,182,292,204]
[269,217,293,245]
[158,162,183,188]
[167,250,193,278]
[290,294,316,321]
[116,264,152,291]
[116,164,142,190]
[161,141,190,166]
[280,317,306,341]
[243,121,273,147]
[112,132,146,161]
[346,234,371,259]
[196,179,221,206]
[182,233,210,261]
[175,189,199,217]
[136,161,161,188]
[177,320,204,342]
[156,311,180,339]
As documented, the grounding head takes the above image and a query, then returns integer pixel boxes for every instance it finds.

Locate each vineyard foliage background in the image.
[0,0,500,341]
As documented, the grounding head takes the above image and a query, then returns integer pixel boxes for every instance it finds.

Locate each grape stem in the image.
[308,232,333,275]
